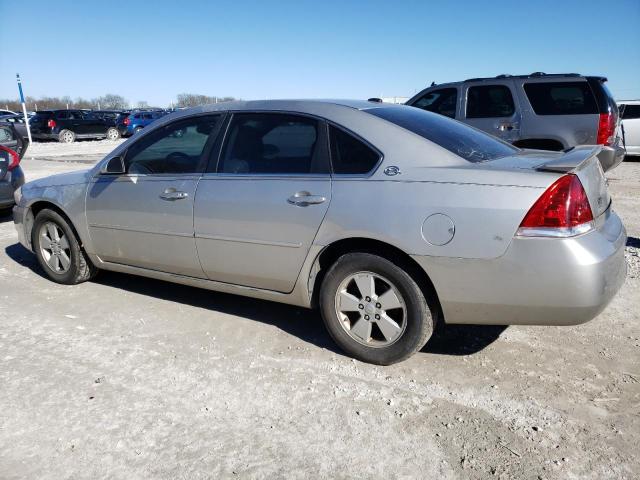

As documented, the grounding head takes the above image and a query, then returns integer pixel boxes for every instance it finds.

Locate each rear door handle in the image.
[287,191,326,207]
[159,189,189,201]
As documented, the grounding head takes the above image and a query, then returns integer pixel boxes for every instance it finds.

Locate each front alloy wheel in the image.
[38,221,72,273]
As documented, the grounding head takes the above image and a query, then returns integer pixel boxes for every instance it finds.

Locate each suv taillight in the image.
[596,112,615,146]
[517,174,594,237]
[47,119,56,129]
[123,117,130,126]
[0,145,20,171]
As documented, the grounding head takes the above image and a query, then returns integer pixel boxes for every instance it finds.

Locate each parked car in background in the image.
[618,100,640,157]
[12,100,626,364]
[116,109,168,137]
[0,122,27,214]
[0,113,29,141]
[1,109,18,116]
[407,73,625,170]
[28,109,117,143]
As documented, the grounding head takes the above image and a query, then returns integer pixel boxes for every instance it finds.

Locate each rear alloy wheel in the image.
[58,129,76,143]
[106,127,120,140]
[33,209,97,284]
[320,253,434,365]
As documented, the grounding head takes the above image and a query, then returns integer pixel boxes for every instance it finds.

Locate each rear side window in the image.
[466,85,515,118]
[219,113,327,175]
[411,88,457,118]
[621,104,640,119]
[523,82,598,115]
[329,126,380,174]
[367,106,518,163]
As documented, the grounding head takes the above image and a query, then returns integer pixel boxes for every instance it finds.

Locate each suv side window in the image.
[329,125,381,174]
[219,113,327,175]
[621,104,640,119]
[411,88,457,118]
[523,82,598,115]
[143,113,153,120]
[124,115,221,174]
[466,85,515,118]
[57,111,69,120]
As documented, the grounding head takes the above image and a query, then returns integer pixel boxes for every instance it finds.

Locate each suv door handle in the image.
[287,191,326,207]
[159,189,189,201]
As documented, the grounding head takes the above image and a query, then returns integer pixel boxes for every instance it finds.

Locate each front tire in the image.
[320,253,434,365]
[106,127,120,140]
[58,129,76,143]
[32,209,97,284]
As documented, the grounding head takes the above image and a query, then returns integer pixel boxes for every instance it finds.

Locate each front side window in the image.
[329,125,380,174]
[219,113,327,174]
[411,88,457,118]
[466,85,515,118]
[124,115,221,174]
[523,82,598,115]
[621,104,640,119]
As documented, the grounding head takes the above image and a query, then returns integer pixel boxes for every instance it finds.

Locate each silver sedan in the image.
[13,100,627,364]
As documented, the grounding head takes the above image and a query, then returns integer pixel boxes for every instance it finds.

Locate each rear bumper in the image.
[413,210,627,326]
[0,168,25,208]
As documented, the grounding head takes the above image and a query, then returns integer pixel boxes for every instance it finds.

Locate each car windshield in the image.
[365,106,519,163]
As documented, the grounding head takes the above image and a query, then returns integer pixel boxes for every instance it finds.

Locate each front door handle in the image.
[287,191,326,207]
[159,189,189,201]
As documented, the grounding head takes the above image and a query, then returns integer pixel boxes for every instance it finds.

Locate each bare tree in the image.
[136,100,149,108]
[175,93,237,108]
[97,94,128,110]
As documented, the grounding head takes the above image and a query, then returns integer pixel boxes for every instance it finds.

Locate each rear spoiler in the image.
[535,145,622,173]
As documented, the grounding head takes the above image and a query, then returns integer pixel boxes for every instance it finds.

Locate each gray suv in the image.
[406,73,625,170]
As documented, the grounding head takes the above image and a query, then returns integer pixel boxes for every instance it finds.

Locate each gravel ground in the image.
[1,142,639,479]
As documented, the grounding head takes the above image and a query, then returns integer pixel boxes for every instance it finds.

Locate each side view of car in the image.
[116,109,168,137]
[406,72,625,171]
[0,122,27,214]
[618,100,640,157]
[29,109,117,143]
[12,100,627,364]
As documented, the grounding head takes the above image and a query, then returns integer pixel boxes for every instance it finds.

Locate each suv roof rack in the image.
[463,72,582,82]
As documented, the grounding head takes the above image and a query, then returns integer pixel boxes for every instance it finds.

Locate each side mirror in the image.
[100,156,125,174]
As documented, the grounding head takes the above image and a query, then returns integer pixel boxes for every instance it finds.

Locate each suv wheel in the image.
[320,253,434,365]
[106,127,120,140]
[134,126,143,135]
[32,209,97,284]
[58,129,76,143]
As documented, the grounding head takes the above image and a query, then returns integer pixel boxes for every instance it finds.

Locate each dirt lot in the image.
[1,141,639,479]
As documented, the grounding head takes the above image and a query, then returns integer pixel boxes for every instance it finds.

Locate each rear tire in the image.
[320,252,434,365]
[106,127,120,140]
[58,129,76,143]
[134,126,143,135]
[32,209,97,284]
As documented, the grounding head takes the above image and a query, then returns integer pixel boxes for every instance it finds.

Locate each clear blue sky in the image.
[1,0,639,106]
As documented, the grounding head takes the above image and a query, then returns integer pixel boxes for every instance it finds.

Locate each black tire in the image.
[134,126,143,135]
[320,252,434,365]
[32,208,97,284]
[58,129,76,143]
[106,127,120,140]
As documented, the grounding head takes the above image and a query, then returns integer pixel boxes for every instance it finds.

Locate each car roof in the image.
[618,100,640,105]
[189,99,403,114]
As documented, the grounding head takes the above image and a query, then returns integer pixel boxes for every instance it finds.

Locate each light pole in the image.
[16,74,33,144]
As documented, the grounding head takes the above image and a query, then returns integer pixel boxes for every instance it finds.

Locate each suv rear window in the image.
[524,82,598,115]
[367,106,518,163]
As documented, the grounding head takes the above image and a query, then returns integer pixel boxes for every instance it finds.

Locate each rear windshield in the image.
[366,106,518,163]
[523,82,598,115]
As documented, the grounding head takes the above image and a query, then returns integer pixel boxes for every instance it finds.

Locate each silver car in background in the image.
[13,100,627,364]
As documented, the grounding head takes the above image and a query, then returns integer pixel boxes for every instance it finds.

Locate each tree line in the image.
[1,93,237,112]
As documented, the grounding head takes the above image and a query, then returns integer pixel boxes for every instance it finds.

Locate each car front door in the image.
[194,112,332,293]
[463,82,521,143]
[85,114,223,277]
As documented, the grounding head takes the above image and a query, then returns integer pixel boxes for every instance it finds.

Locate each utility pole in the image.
[16,74,32,144]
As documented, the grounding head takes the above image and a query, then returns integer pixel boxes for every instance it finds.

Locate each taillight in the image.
[123,117,130,126]
[47,119,56,129]
[0,145,20,171]
[517,174,594,237]
[596,112,615,146]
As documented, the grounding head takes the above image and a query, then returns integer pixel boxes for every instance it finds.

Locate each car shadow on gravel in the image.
[4,241,505,357]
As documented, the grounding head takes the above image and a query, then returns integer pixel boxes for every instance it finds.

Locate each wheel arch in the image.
[308,237,443,323]
[26,201,84,251]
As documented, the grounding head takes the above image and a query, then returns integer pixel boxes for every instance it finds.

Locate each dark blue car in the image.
[116,110,168,137]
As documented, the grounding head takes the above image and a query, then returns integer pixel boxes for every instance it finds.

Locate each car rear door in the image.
[85,114,223,277]
[194,112,331,293]
[462,80,521,143]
